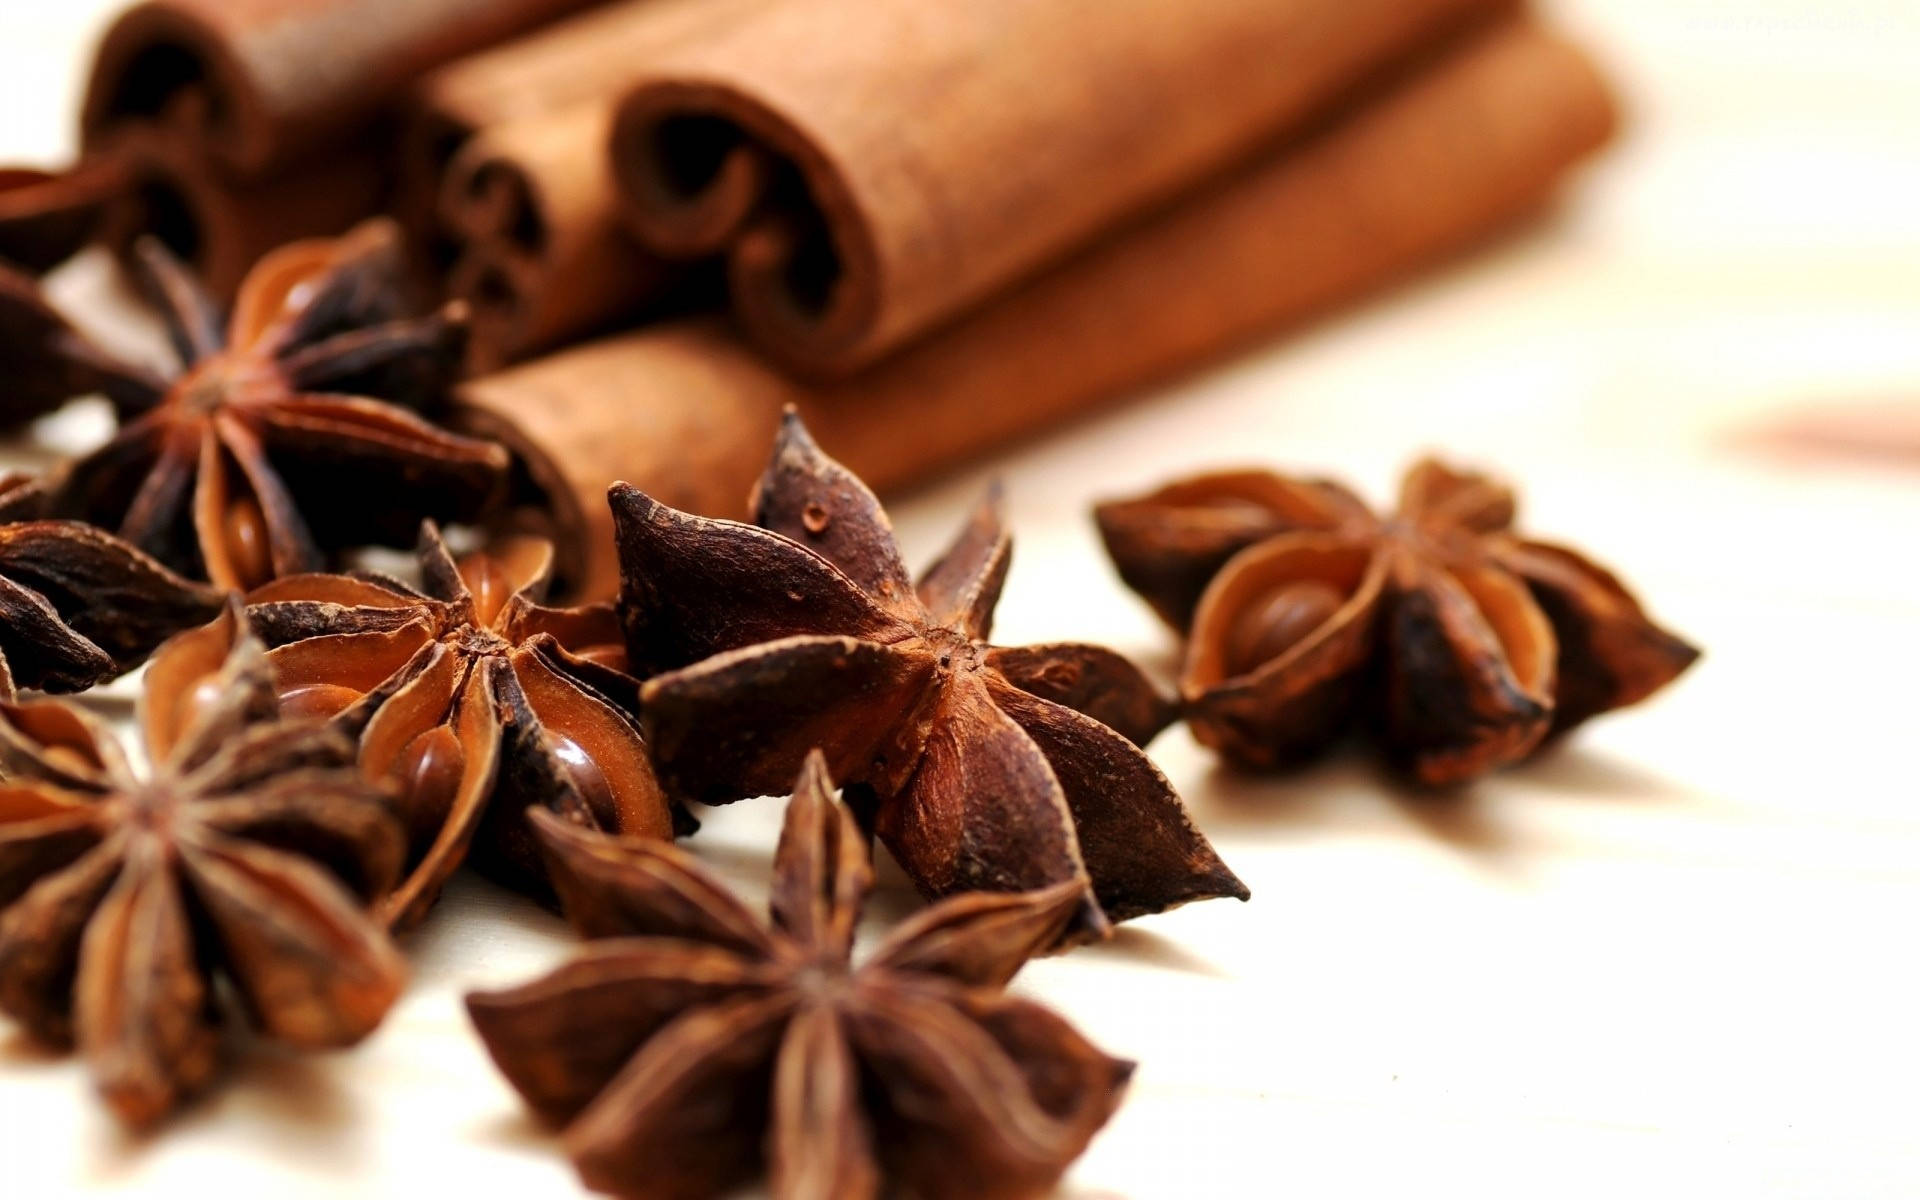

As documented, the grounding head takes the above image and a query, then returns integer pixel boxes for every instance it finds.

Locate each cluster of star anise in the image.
[0,219,1699,1198]
[0,225,1169,1193]
[0,222,532,1125]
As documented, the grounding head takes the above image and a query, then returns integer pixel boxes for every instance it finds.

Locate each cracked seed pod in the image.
[1098,458,1700,784]
[246,522,680,928]
[615,410,1246,945]
[468,750,1132,1200]
[0,217,508,588]
[0,601,405,1125]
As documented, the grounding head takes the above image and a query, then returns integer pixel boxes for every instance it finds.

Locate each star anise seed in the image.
[467,750,1133,1200]
[1097,458,1701,784]
[0,217,509,588]
[614,410,1246,946]
[0,600,406,1125]
[246,522,681,928]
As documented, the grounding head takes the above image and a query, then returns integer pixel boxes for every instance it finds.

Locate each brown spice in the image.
[80,0,608,176]
[1096,459,1702,784]
[0,602,406,1125]
[615,412,1246,945]
[0,219,510,589]
[245,523,682,927]
[0,476,222,695]
[96,125,391,305]
[0,262,158,428]
[467,750,1132,1200]
[458,18,1619,601]
[607,0,1513,375]
[439,103,679,371]
[0,158,128,275]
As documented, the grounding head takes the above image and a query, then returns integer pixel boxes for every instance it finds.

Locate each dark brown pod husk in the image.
[1093,470,1372,632]
[3,218,510,590]
[0,260,162,428]
[617,411,1246,946]
[0,501,224,695]
[0,601,406,1126]
[246,522,680,928]
[1102,458,1700,785]
[467,751,1132,1200]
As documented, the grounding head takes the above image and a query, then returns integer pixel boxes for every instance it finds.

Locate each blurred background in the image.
[5,0,1916,480]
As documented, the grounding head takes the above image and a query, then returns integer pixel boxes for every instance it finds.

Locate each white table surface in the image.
[4,1,1919,1196]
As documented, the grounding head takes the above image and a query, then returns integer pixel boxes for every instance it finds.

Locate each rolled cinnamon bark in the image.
[80,0,608,175]
[97,129,387,302]
[397,0,764,268]
[608,0,1514,376]
[440,104,676,370]
[464,18,1617,600]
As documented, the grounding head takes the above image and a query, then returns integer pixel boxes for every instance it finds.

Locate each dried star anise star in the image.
[614,412,1246,944]
[0,602,406,1125]
[0,473,220,694]
[245,523,680,928]
[468,751,1132,1200]
[0,216,509,588]
[1096,458,1701,784]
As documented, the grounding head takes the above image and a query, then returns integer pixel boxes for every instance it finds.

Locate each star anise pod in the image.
[0,473,222,694]
[0,260,158,428]
[468,750,1133,1200]
[0,158,124,275]
[614,411,1246,945]
[0,216,509,588]
[0,602,406,1125]
[1096,458,1701,784]
[246,522,680,929]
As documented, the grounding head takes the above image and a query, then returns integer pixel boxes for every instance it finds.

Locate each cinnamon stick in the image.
[608,0,1513,377]
[404,0,762,362]
[397,0,762,262]
[439,103,674,369]
[80,0,609,175]
[463,17,1618,599]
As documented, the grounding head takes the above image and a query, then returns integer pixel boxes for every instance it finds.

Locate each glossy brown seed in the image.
[468,751,1133,1200]
[1222,579,1347,678]
[1099,458,1701,784]
[0,601,406,1125]
[246,522,680,930]
[616,410,1245,946]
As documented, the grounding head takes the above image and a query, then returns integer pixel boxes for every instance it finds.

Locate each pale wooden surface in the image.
[4,1,1919,1196]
